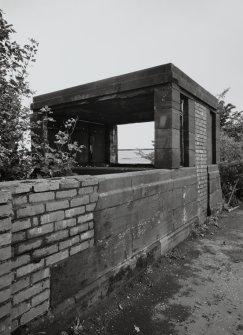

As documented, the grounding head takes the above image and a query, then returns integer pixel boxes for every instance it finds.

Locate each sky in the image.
[1,0,243,148]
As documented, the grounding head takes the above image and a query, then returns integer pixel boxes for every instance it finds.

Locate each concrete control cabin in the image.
[31,63,219,170]
[0,64,223,335]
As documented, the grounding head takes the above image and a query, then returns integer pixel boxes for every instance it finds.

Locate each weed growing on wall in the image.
[31,106,84,178]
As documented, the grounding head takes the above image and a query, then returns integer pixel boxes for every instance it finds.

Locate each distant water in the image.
[118,149,153,164]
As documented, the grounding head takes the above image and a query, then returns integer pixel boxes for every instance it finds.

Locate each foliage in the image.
[135,141,154,164]
[135,148,154,165]
[219,161,243,205]
[217,89,243,203]
[0,9,38,180]
[220,131,243,162]
[217,88,243,143]
[30,106,84,178]
[0,10,84,181]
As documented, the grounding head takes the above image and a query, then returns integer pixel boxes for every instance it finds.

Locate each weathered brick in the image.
[13,184,32,194]
[70,223,88,236]
[12,231,26,243]
[65,206,85,218]
[12,277,30,294]
[13,280,49,305]
[86,203,96,212]
[16,260,44,278]
[0,261,10,277]
[31,289,50,307]
[32,217,39,227]
[12,219,31,233]
[56,189,77,199]
[27,223,53,239]
[55,218,76,231]
[78,187,93,196]
[12,255,30,270]
[0,233,11,247]
[70,195,89,208]
[31,268,50,284]
[80,230,94,241]
[29,192,55,203]
[20,300,49,325]
[59,236,79,250]
[12,301,31,319]
[46,200,69,212]
[90,193,99,203]
[0,273,11,290]
[70,240,90,255]
[17,239,42,255]
[0,204,12,218]
[45,230,68,244]
[32,245,58,259]
[0,246,11,262]
[0,191,11,204]
[88,221,94,230]
[77,213,93,224]
[0,287,11,303]
[60,179,80,189]
[12,195,28,206]
[0,218,11,232]
[82,179,98,187]
[33,181,59,192]
[16,204,45,219]
[0,301,11,319]
[45,250,69,266]
[89,239,94,247]
[40,211,64,225]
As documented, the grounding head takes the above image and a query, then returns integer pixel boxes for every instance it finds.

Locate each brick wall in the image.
[0,165,223,333]
[195,102,208,221]
[0,176,98,333]
[0,191,12,335]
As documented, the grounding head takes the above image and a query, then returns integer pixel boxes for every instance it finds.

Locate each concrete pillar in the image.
[154,84,181,169]
[184,99,195,167]
[107,126,118,164]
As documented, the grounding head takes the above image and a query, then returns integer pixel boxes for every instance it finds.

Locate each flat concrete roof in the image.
[32,63,217,112]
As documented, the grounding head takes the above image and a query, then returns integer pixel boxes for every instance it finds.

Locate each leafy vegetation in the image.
[30,106,84,178]
[217,89,243,204]
[0,10,83,181]
[0,9,38,180]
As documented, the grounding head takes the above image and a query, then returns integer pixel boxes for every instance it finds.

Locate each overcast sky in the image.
[1,0,243,148]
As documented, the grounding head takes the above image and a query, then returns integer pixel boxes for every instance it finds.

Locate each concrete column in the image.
[108,126,118,164]
[184,99,195,167]
[154,84,181,168]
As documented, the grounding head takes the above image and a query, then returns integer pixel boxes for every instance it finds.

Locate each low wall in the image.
[0,167,222,334]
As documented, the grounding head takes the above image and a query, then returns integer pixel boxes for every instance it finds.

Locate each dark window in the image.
[207,111,216,164]
[180,95,188,166]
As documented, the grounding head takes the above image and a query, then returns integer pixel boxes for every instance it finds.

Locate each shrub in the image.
[219,160,243,205]
[30,106,84,178]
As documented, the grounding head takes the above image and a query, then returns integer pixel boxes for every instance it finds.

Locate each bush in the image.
[219,161,243,205]
[0,10,84,181]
